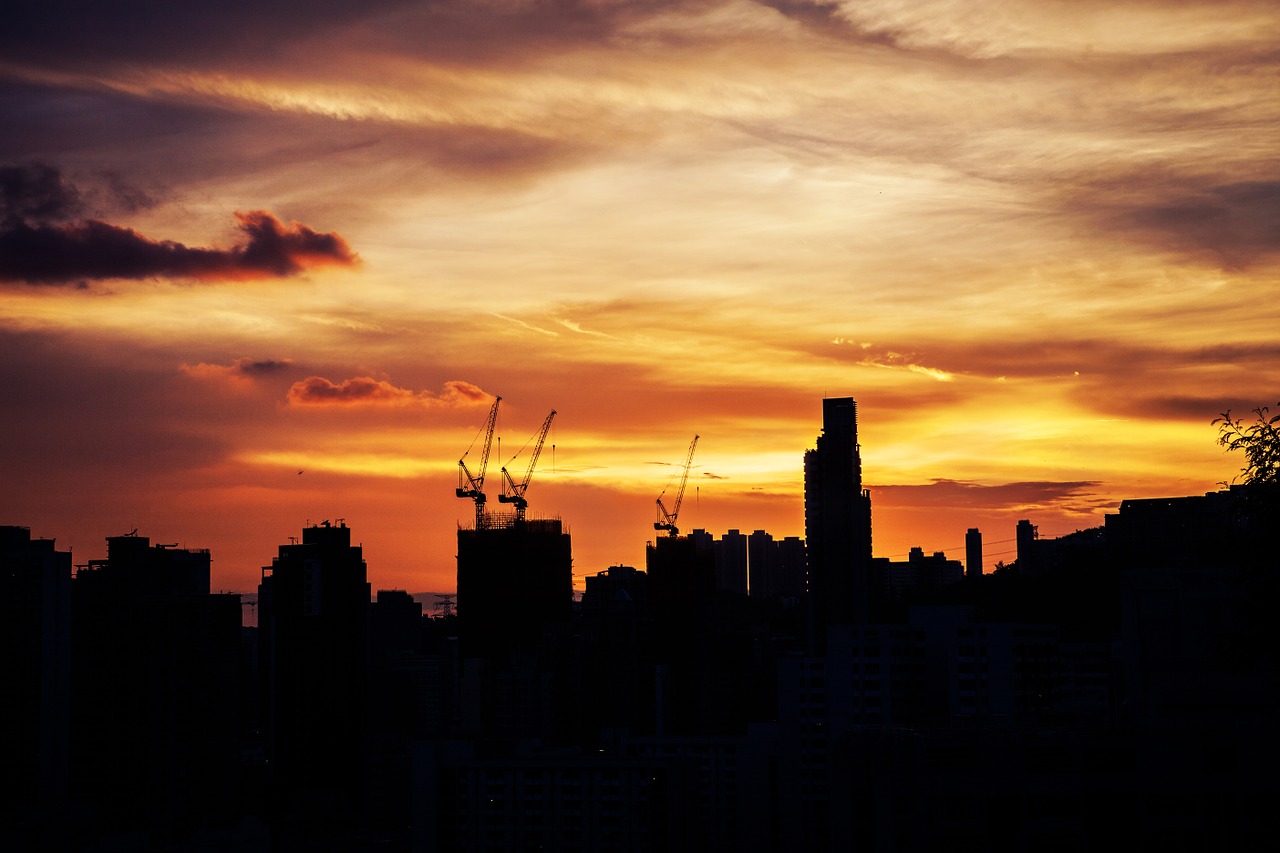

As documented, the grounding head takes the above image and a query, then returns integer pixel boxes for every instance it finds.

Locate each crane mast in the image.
[499,409,556,520]
[456,396,501,524]
[654,434,698,536]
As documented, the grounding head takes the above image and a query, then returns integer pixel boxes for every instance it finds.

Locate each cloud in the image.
[0,1,407,66]
[182,357,294,385]
[1,161,82,222]
[869,478,1105,514]
[856,347,955,381]
[0,208,358,284]
[1054,163,1280,270]
[287,376,492,408]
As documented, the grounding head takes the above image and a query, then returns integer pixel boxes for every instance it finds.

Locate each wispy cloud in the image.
[493,313,559,337]
[557,318,617,339]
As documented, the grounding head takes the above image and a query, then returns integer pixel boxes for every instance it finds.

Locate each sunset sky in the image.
[3,1,1277,597]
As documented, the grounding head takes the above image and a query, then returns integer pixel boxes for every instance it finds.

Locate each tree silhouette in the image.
[1214,402,1280,485]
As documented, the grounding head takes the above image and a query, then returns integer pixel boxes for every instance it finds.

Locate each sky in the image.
[2,0,1277,597]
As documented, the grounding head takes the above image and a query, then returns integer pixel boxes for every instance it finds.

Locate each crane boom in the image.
[654,434,698,536]
[456,396,501,523]
[499,409,556,519]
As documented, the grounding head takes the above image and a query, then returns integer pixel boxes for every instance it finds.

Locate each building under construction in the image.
[456,512,573,659]
[453,400,573,661]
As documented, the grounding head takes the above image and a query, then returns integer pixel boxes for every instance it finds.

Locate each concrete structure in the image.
[804,397,874,638]
[456,513,573,660]
[72,533,241,836]
[258,520,370,817]
[965,527,982,578]
[0,526,71,844]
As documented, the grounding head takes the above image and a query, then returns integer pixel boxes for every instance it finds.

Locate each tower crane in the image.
[654,434,698,536]
[499,409,556,520]
[456,396,501,524]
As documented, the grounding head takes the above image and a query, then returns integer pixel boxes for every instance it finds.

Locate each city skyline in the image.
[3,2,1277,595]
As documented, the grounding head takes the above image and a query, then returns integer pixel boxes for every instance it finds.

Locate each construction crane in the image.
[499,409,556,520]
[456,396,501,524]
[654,434,698,536]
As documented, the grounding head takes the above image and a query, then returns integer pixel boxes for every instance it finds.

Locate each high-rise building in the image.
[776,535,807,601]
[747,528,775,599]
[804,397,874,638]
[71,533,241,835]
[965,527,983,578]
[1016,519,1040,573]
[258,520,369,815]
[0,526,71,842]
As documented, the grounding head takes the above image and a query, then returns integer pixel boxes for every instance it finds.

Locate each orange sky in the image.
[2,1,1277,596]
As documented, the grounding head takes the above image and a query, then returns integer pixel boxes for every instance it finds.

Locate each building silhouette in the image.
[876,546,964,601]
[965,527,982,578]
[804,396,874,639]
[257,519,370,833]
[455,513,572,661]
[70,533,242,843]
[0,526,71,849]
[7,399,1280,852]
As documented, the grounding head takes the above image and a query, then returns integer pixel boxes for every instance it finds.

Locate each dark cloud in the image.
[1117,180,1280,269]
[1061,166,1280,270]
[1128,394,1270,422]
[869,478,1104,513]
[0,1,693,70]
[98,171,159,215]
[816,338,1280,397]
[1,1,412,66]
[0,161,82,222]
[232,357,294,376]
[0,207,357,285]
[182,357,296,384]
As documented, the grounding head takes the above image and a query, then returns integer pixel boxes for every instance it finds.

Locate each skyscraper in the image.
[966,527,983,578]
[804,397,874,640]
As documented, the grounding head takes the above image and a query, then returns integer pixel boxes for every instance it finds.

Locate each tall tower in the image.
[1016,518,1039,572]
[804,397,874,640]
[965,527,983,578]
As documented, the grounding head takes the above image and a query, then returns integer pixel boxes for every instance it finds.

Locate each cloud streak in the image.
[870,478,1106,515]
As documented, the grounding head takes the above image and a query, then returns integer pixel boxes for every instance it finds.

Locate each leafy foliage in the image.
[1213,402,1280,485]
